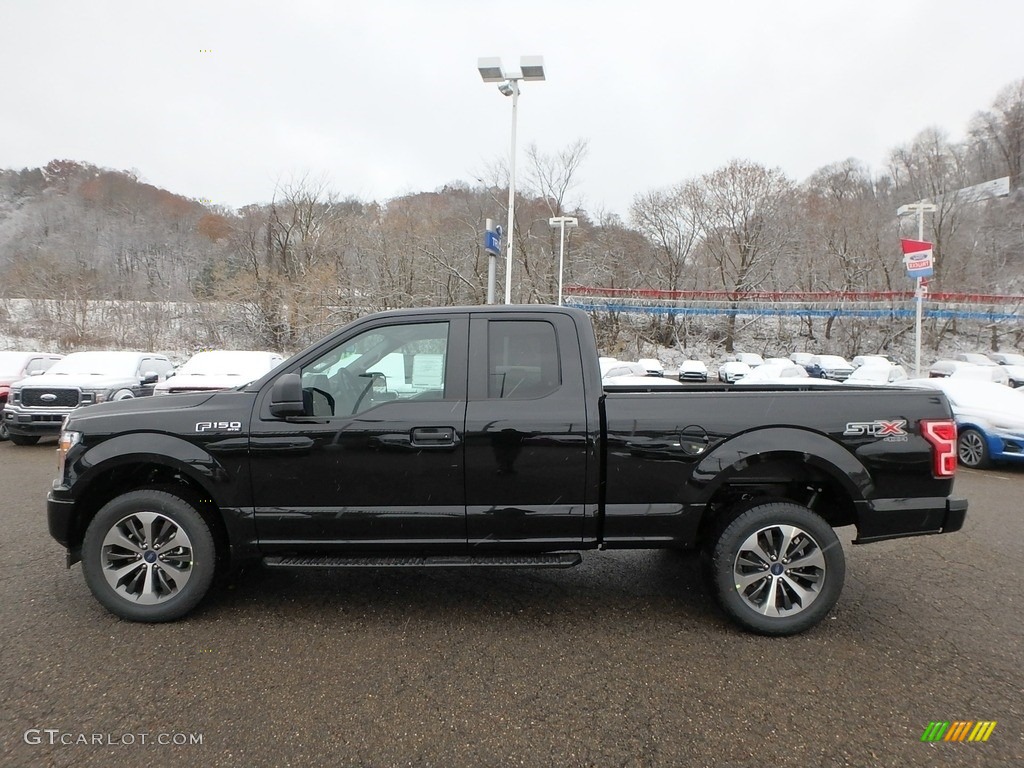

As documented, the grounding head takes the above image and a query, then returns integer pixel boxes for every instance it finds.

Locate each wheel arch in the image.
[689,427,872,545]
[66,437,235,568]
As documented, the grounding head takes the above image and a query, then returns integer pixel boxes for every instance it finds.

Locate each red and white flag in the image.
[900,239,933,278]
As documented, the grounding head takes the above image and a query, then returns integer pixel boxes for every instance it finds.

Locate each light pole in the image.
[897,201,937,378]
[548,216,578,306]
[478,55,545,304]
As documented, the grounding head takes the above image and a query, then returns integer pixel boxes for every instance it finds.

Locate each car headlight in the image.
[56,429,82,480]
[80,389,110,404]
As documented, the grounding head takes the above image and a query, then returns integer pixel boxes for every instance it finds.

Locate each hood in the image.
[155,374,251,393]
[956,404,1024,432]
[16,372,142,389]
[65,391,218,429]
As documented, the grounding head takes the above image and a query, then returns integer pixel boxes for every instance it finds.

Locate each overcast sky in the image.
[3,1,1021,218]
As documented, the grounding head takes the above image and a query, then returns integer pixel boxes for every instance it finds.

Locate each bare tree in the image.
[684,160,796,351]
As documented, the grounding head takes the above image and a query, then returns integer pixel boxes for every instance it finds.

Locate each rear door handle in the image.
[411,426,458,447]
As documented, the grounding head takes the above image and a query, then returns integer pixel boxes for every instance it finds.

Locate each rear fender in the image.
[688,426,872,505]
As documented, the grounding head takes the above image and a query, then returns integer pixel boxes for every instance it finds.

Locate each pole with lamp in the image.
[477,56,545,304]
[897,202,937,378]
[548,216,578,306]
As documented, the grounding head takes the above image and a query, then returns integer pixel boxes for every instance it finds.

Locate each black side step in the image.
[263,553,583,569]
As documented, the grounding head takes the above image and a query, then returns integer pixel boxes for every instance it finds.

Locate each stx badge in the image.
[843,419,908,440]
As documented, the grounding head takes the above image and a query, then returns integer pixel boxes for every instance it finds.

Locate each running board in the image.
[263,553,583,569]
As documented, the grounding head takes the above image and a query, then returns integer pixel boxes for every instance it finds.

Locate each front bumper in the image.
[853,497,968,544]
[5,405,69,435]
[47,486,76,548]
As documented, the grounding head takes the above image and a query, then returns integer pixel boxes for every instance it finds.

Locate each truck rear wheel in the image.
[81,489,216,622]
[707,502,845,635]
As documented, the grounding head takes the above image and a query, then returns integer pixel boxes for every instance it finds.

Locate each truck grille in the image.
[21,388,80,408]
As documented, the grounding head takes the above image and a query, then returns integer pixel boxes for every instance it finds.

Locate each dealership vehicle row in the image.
[1,348,281,444]
[5,331,1024,472]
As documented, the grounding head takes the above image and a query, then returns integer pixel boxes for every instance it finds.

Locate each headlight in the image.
[80,389,110,404]
[56,429,82,479]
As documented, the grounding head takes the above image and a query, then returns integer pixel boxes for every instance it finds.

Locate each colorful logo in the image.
[921,721,996,742]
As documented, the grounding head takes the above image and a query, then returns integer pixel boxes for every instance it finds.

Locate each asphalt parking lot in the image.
[1,440,1021,768]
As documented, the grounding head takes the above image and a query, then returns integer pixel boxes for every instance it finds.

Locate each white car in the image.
[600,360,649,380]
[732,352,765,368]
[899,377,1024,469]
[845,363,908,385]
[789,352,815,367]
[155,350,284,394]
[636,358,665,377]
[986,352,1024,387]
[951,353,1019,384]
[988,352,1024,366]
[677,359,709,382]
[717,361,751,383]
[735,361,809,384]
[602,375,681,388]
[852,354,892,368]
[930,360,1010,386]
[956,353,999,366]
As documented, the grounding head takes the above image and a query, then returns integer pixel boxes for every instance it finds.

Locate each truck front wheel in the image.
[81,490,216,622]
[707,502,845,636]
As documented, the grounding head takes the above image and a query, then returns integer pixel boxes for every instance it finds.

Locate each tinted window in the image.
[301,322,449,416]
[487,321,560,399]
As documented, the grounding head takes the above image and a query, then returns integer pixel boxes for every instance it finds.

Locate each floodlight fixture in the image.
[477,57,505,83]
[519,56,546,81]
[476,55,547,303]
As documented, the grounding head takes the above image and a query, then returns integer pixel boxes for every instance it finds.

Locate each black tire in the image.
[81,489,216,622]
[706,502,845,636]
[0,419,8,441]
[957,428,991,469]
[9,432,40,446]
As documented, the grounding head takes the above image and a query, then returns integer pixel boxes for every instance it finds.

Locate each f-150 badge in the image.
[843,419,908,440]
[195,421,242,432]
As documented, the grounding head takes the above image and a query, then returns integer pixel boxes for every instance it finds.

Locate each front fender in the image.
[54,432,257,564]
[67,432,244,506]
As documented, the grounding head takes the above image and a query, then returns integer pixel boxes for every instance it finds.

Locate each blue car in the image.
[900,378,1024,469]
[804,355,854,381]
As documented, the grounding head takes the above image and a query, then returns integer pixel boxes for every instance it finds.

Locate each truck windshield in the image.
[47,353,141,377]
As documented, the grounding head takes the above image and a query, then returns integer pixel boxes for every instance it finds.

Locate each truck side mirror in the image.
[270,373,305,417]
[141,372,159,385]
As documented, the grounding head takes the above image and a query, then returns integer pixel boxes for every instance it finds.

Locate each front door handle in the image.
[411,426,458,447]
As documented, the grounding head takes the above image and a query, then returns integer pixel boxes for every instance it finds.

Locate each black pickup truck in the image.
[47,306,967,635]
